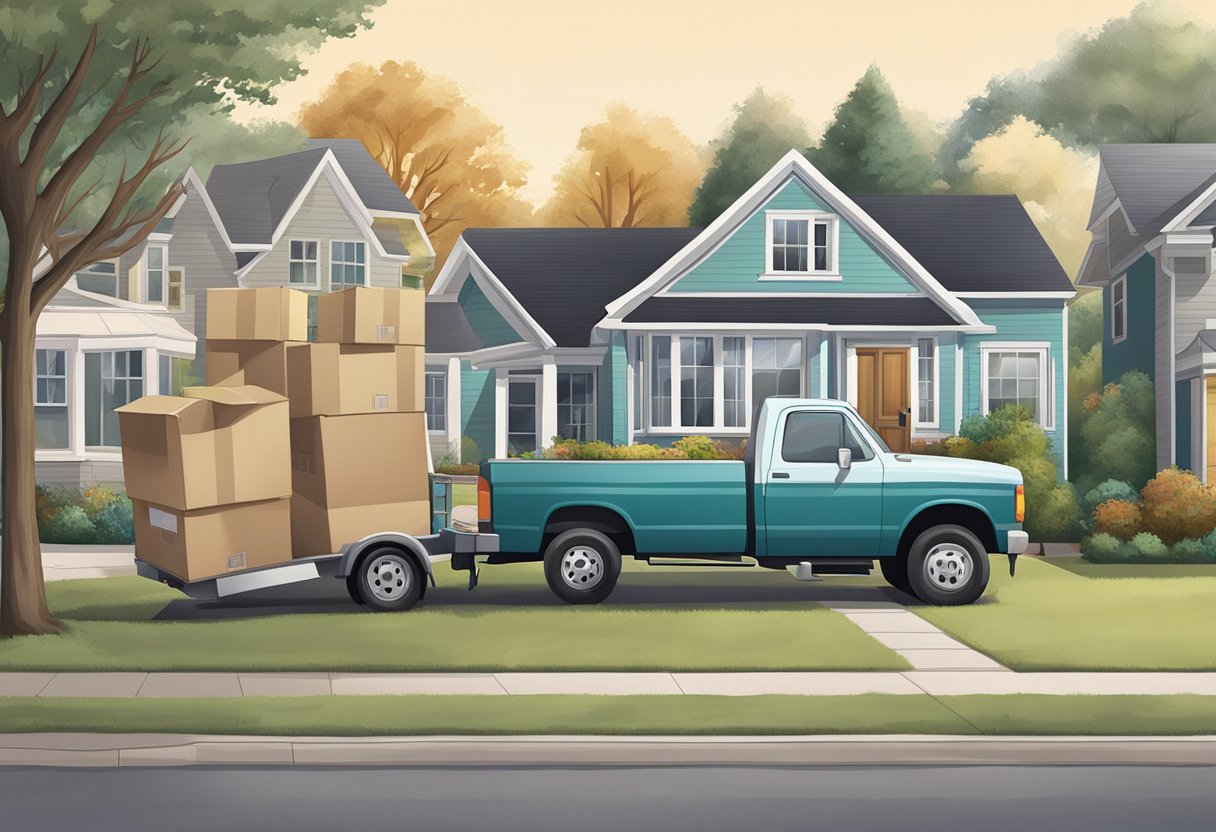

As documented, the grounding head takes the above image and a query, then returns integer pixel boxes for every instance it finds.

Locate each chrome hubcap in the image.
[924,543,972,592]
[560,546,603,590]
[366,554,412,602]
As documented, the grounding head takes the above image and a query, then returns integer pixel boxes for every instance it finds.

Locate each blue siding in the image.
[606,332,628,444]
[1177,380,1193,472]
[669,179,919,294]
[937,335,957,434]
[460,360,495,462]
[458,275,523,348]
[1103,253,1155,384]
[961,299,1067,470]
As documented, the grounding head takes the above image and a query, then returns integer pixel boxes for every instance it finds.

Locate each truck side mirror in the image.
[837,447,852,469]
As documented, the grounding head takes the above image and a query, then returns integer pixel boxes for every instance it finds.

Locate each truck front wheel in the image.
[906,525,990,606]
[543,529,621,605]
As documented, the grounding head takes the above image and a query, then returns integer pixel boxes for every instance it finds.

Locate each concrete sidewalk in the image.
[4,733,1216,768]
[5,670,1216,698]
[40,545,135,582]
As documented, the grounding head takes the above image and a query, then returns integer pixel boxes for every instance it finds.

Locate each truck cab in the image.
[475,399,1028,606]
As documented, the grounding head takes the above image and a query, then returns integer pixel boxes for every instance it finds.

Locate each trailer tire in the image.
[543,529,621,605]
[906,524,990,606]
[352,546,423,612]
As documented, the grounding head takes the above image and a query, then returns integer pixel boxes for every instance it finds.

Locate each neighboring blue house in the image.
[1078,144,1216,479]
[425,151,1074,474]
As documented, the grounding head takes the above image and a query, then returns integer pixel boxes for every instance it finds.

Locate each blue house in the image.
[425,151,1074,472]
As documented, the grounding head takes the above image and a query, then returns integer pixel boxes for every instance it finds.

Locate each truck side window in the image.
[782,412,875,464]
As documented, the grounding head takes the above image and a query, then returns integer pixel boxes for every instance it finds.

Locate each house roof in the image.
[461,227,704,347]
[851,195,1073,293]
[1096,144,1216,235]
[305,139,419,216]
[425,301,484,354]
[621,296,958,327]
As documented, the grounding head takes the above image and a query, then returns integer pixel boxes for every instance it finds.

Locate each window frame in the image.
[34,348,70,451]
[85,349,145,449]
[913,336,940,429]
[1111,273,1127,344]
[288,239,321,288]
[143,243,169,305]
[556,369,597,442]
[329,239,368,290]
[760,210,841,281]
[166,266,185,311]
[424,370,447,434]
[979,342,1053,430]
[74,260,119,297]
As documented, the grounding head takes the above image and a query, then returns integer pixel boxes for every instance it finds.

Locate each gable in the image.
[458,274,525,348]
[666,179,920,295]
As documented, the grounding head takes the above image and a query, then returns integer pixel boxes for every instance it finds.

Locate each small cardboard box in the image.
[290,494,430,558]
[117,385,292,511]
[206,287,309,342]
[206,340,304,397]
[286,343,424,417]
[133,496,293,582]
[316,286,424,346]
[290,412,429,509]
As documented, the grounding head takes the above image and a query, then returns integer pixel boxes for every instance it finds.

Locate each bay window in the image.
[35,349,69,450]
[85,350,143,447]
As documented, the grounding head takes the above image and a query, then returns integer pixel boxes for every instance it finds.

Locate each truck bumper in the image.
[1006,530,1029,555]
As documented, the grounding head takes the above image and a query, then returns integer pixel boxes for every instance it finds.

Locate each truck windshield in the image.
[855,417,892,454]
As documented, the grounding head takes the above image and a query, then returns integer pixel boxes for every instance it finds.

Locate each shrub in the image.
[1128,532,1168,560]
[671,435,722,460]
[93,499,135,545]
[1034,483,1085,542]
[45,505,97,545]
[1170,538,1207,564]
[1081,480,1139,520]
[461,436,485,465]
[36,485,135,545]
[1072,371,1156,494]
[538,436,734,461]
[1082,532,1128,563]
[1139,467,1216,545]
[1092,499,1142,540]
[1203,528,1216,563]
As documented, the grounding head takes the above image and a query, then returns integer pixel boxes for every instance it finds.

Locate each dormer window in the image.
[763,211,838,279]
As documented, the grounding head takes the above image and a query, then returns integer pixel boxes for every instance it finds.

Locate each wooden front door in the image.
[855,348,911,452]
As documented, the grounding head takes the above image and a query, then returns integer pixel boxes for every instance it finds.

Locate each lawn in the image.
[3,694,1216,735]
[0,561,908,672]
[914,557,1216,671]
[452,482,476,507]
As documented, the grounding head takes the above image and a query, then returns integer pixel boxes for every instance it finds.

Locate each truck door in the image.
[763,409,883,556]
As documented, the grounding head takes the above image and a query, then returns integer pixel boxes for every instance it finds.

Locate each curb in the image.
[3,734,1216,768]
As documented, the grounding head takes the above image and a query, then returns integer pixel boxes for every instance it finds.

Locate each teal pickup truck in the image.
[468,398,1028,606]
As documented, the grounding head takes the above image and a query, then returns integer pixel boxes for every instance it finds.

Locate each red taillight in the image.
[1015,484,1025,523]
[477,476,492,522]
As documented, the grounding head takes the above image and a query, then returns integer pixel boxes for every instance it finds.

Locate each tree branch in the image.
[21,27,98,176]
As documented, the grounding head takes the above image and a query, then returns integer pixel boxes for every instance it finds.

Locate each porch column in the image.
[540,356,558,449]
[69,344,86,456]
[447,356,462,459]
[494,368,509,459]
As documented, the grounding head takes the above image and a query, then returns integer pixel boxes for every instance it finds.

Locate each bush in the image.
[1139,467,1216,545]
[461,436,485,465]
[1170,538,1207,564]
[1092,499,1142,540]
[1072,371,1156,494]
[46,505,96,544]
[1081,480,1139,520]
[434,455,479,476]
[93,498,135,544]
[671,435,722,460]
[1082,532,1129,563]
[1203,528,1216,563]
[36,485,134,545]
[539,436,735,461]
[1129,532,1168,560]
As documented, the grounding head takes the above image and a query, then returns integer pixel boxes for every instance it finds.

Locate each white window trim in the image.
[912,336,940,430]
[639,332,806,435]
[328,239,368,291]
[759,209,841,281]
[1111,273,1128,344]
[979,341,1054,430]
[424,370,447,435]
[288,238,322,289]
[34,348,69,407]
[143,243,169,306]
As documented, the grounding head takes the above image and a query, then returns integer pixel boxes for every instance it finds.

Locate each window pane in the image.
[814,248,828,271]
[782,412,843,463]
[651,336,671,427]
[814,222,827,246]
[679,337,714,428]
[773,219,785,244]
[772,248,786,272]
[148,247,163,268]
[776,338,801,369]
[291,240,303,259]
[35,407,69,449]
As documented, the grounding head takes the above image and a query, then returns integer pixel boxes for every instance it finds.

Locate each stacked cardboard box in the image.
[205,287,309,396]
[117,385,293,582]
[289,286,429,557]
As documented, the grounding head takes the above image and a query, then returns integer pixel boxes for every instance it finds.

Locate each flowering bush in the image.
[1081,480,1138,522]
[35,485,133,544]
[1139,468,1216,545]
[1092,499,1142,541]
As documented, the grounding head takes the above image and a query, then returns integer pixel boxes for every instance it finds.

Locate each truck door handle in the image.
[771,472,790,479]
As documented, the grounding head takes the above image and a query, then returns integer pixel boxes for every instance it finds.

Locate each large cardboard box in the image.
[290,412,429,508]
[290,494,430,558]
[117,385,292,511]
[207,287,309,342]
[316,286,424,346]
[133,496,293,582]
[206,340,304,397]
[286,343,424,417]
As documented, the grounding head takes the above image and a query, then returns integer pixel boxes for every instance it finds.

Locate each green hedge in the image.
[36,485,134,545]
[1082,468,1216,563]
[534,435,742,461]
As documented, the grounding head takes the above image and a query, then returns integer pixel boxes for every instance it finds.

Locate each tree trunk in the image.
[0,265,62,636]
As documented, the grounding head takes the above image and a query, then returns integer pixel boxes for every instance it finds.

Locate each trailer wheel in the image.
[353,546,423,612]
[906,525,990,606]
[543,529,621,605]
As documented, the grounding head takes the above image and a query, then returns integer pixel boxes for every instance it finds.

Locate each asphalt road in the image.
[5,765,1216,831]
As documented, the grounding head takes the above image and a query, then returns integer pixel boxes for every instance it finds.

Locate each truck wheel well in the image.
[542,506,637,557]
[897,505,998,561]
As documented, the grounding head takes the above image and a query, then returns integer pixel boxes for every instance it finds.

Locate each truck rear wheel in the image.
[353,546,423,612]
[906,525,989,606]
[543,529,621,605]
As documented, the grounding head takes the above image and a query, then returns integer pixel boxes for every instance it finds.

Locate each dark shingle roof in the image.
[306,139,418,215]
[1097,144,1216,235]
[851,195,1074,293]
[462,228,703,347]
[426,301,484,354]
[622,296,957,326]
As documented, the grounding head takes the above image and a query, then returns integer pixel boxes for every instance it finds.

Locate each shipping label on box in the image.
[286,343,423,417]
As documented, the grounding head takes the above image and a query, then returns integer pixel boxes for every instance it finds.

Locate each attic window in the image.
[763,211,838,279]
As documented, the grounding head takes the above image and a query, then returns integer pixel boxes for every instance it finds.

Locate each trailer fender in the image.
[340,533,435,589]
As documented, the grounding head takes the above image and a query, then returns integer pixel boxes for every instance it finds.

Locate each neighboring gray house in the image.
[1078,144,1216,481]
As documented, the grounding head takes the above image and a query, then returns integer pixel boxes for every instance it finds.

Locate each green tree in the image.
[688,89,810,226]
[807,65,943,194]
[0,2,380,636]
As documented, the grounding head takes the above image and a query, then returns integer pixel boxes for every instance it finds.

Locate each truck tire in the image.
[878,556,913,596]
[906,525,990,606]
[353,546,423,612]
[543,529,621,605]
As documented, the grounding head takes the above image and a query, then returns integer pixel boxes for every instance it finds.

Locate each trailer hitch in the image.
[1008,553,1018,577]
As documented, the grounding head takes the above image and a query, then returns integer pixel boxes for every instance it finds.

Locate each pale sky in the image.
[233,0,1216,204]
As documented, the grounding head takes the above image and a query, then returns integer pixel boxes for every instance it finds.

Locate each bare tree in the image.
[0,27,185,635]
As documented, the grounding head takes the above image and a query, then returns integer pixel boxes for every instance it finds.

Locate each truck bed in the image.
[485,460,748,555]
